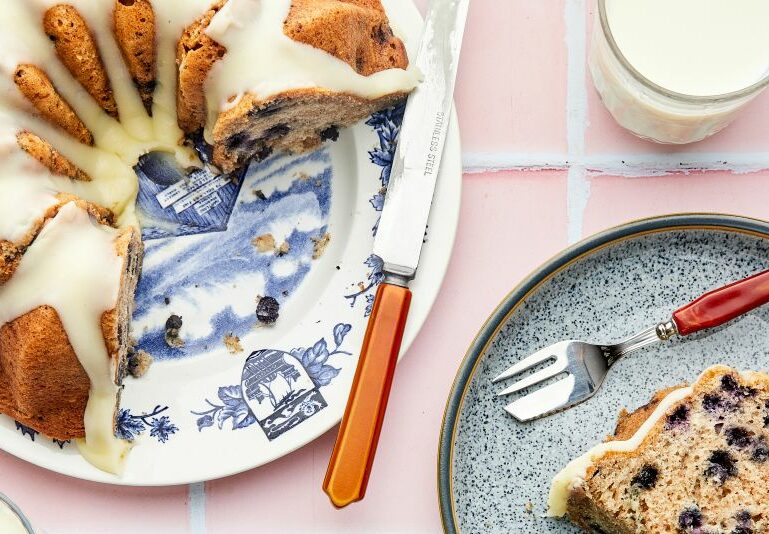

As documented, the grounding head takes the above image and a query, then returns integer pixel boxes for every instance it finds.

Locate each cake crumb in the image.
[223,334,243,354]
[277,241,290,256]
[312,233,331,260]
[253,189,266,200]
[296,172,310,181]
[525,502,534,514]
[164,296,170,305]
[252,233,276,253]
[128,350,154,378]
[164,314,184,348]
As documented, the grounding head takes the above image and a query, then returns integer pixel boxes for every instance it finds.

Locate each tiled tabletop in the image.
[6,1,769,533]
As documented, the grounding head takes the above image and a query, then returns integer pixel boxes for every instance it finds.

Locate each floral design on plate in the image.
[14,404,178,448]
[344,103,404,317]
[116,406,179,444]
[192,323,352,440]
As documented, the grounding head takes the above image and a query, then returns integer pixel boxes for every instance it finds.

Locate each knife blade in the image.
[374,0,469,279]
[323,0,469,508]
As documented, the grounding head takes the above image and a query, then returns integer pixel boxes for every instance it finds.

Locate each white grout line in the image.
[567,166,591,243]
[564,0,589,243]
[565,0,588,158]
[462,152,569,173]
[188,482,206,534]
[583,152,769,176]
[461,151,769,176]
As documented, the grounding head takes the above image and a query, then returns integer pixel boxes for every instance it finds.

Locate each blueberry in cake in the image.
[550,366,769,533]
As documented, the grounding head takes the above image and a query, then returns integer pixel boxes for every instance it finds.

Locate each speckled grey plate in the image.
[438,214,769,533]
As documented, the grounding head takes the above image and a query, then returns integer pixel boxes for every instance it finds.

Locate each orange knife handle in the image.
[323,282,412,508]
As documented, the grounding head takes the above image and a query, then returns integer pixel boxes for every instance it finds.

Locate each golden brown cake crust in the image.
[13,64,94,145]
[43,4,119,119]
[113,0,157,115]
[609,385,684,442]
[177,0,411,170]
[0,242,21,286]
[0,224,141,441]
[0,305,90,440]
[16,131,91,182]
[176,0,227,134]
[285,0,408,76]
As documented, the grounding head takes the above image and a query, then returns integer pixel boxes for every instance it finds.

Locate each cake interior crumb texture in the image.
[565,366,769,533]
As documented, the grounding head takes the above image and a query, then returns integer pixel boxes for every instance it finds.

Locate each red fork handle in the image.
[673,269,769,336]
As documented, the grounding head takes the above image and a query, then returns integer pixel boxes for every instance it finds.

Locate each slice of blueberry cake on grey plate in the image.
[548,365,769,533]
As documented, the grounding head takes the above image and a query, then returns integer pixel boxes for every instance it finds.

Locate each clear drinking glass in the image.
[0,493,36,533]
[589,0,769,144]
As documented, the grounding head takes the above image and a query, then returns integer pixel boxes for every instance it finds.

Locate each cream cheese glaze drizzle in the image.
[0,202,130,474]
[202,0,421,140]
[0,0,415,474]
[547,385,695,517]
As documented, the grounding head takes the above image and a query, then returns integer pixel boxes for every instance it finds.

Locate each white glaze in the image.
[605,0,769,97]
[0,501,28,534]
[203,0,420,139]
[0,203,130,474]
[548,385,693,516]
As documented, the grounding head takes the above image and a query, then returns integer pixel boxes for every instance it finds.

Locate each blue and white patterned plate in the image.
[439,215,769,533]
[0,1,462,485]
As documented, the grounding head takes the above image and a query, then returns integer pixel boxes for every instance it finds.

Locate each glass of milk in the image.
[590,0,769,144]
[0,493,35,533]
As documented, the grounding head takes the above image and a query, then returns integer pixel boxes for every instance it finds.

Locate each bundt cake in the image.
[549,366,769,533]
[0,0,417,473]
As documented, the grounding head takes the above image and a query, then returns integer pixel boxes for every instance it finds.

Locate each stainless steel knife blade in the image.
[373,0,469,280]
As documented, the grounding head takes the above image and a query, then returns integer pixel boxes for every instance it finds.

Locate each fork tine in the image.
[504,374,577,422]
[491,341,568,383]
[495,357,567,396]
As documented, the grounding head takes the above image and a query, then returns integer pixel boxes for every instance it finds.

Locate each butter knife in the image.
[323,0,470,508]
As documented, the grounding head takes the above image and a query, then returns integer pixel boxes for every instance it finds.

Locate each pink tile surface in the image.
[584,0,769,156]
[582,172,769,236]
[205,172,569,533]
[0,452,190,534]
[453,0,568,154]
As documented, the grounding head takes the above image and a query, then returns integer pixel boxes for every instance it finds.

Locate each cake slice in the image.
[177,0,416,172]
[0,202,141,462]
[550,366,769,533]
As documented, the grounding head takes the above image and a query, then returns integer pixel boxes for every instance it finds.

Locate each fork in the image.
[493,268,769,421]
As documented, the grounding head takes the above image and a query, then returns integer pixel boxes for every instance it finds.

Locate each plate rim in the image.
[437,212,769,534]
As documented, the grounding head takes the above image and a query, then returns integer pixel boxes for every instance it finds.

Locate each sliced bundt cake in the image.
[550,366,769,533]
[0,0,417,473]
